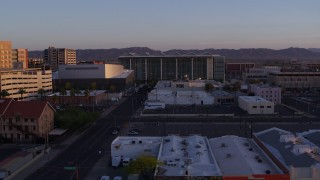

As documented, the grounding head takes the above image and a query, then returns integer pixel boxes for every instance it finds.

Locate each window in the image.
[24,118,28,122]
[260,106,264,108]
[252,106,257,108]
[31,118,34,122]
[267,106,271,108]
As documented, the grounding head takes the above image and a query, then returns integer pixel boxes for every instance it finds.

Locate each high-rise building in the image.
[0,41,13,68]
[44,46,76,71]
[119,53,225,82]
[12,48,28,68]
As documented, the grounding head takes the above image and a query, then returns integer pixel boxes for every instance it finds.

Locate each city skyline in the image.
[1,0,320,50]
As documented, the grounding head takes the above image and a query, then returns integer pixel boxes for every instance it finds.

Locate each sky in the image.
[1,0,320,50]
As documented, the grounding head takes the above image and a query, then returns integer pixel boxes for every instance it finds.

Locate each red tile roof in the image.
[3,101,53,118]
[0,98,13,115]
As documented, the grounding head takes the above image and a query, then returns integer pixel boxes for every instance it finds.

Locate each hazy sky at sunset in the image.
[1,0,319,50]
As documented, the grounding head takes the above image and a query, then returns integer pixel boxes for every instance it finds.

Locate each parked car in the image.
[128,130,139,135]
[100,176,110,180]
[113,176,122,180]
[111,130,119,135]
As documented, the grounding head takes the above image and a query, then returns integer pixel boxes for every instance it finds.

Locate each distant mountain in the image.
[309,48,320,53]
[28,47,320,61]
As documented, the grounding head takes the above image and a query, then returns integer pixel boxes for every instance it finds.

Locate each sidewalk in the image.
[8,98,128,180]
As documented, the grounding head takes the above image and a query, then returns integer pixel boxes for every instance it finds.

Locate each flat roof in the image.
[254,127,320,168]
[297,130,320,147]
[239,96,271,103]
[209,136,281,175]
[155,135,221,177]
[112,70,134,78]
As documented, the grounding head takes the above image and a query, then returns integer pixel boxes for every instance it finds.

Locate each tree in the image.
[126,155,163,178]
[109,85,116,92]
[70,88,76,104]
[204,83,214,93]
[17,88,26,101]
[60,88,67,105]
[65,82,72,91]
[38,88,46,100]
[0,90,10,98]
[90,82,97,91]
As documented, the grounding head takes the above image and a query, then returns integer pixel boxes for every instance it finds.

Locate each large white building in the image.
[238,96,274,114]
[111,134,289,179]
[148,80,215,105]
[250,84,281,104]
[0,69,52,101]
[53,64,135,91]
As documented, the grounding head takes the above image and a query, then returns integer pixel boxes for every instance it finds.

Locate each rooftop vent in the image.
[266,170,271,174]
[221,143,227,148]
[226,154,231,158]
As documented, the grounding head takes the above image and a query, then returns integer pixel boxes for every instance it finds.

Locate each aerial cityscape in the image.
[0,1,320,180]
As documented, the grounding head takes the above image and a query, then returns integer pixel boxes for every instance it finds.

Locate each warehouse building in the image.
[238,96,274,114]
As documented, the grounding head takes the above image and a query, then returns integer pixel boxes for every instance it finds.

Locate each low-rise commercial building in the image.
[225,62,255,80]
[148,80,215,105]
[238,96,274,114]
[254,127,320,180]
[268,70,320,93]
[250,84,281,104]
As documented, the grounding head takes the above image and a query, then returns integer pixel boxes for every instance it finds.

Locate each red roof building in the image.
[0,99,55,143]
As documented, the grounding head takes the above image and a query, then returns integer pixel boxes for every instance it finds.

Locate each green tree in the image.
[91,82,97,91]
[60,88,67,105]
[204,83,214,93]
[17,88,26,101]
[126,155,163,178]
[38,88,46,100]
[70,88,76,104]
[109,85,116,92]
[0,90,10,98]
[65,82,72,90]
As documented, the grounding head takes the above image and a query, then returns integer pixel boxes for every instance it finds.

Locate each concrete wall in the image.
[238,96,274,114]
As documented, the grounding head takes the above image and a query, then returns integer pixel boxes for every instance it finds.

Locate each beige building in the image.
[0,41,13,68]
[0,69,52,101]
[0,99,55,143]
[44,46,76,71]
[12,48,28,68]
[269,70,320,93]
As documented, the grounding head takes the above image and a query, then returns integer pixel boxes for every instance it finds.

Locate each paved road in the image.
[25,88,148,180]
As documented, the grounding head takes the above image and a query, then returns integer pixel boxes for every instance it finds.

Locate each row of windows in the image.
[252,106,272,108]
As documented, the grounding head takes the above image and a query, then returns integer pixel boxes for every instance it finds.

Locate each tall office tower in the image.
[44,46,76,71]
[12,48,29,68]
[0,41,13,68]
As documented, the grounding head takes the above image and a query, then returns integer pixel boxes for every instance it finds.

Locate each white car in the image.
[111,130,119,135]
[127,130,139,135]
[100,176,110,180]
[113,176,122,180]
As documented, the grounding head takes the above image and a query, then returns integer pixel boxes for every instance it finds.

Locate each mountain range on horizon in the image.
[28,47,320,62]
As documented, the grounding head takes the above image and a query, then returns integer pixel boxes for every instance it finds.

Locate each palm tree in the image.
[70,88,76,104]
[60,88,67,105]
[17,88,26,101]
[0,90,10,98]
[37,88,46,100]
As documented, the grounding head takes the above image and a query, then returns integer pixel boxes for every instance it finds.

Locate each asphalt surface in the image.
[26,88,148,180]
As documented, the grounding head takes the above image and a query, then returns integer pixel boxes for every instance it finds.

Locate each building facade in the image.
[119,53,225,82]
[0,69,52,101]
[54,64,135,91]
[225,62,255,80]
[238,96,274,114]
[12,48,28,68]
[44,46,76,71]
[0,41,12,68]
[268,70,320,93]
[250,84,282,104]
[0,99,55,143]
